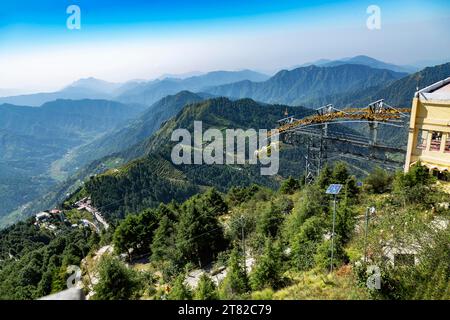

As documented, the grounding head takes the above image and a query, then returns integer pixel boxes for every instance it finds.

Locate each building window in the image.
[416,130,428,150]
[429,131,442,151]
[445,135,450,153]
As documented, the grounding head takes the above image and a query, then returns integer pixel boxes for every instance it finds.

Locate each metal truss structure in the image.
[275,100,411,184]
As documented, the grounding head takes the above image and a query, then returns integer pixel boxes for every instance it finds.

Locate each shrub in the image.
[250,239,283,290]
[194,274,218,300]
[168,274,193,300]
[364,167,393,194]
[219,247,249,299]
[280,176,300,194]
[314,238,348,272]
[93,255,143,300]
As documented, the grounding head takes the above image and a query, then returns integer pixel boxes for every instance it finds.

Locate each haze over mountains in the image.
[60,91,209,173]
[0,99,147,225]
[0,70,269,107]
[0,56,449,227]
[205,64,406,107]
[0,55,417,107]
[297,55,418,74]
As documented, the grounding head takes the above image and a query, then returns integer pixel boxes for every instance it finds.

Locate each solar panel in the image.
[325,184,343,195]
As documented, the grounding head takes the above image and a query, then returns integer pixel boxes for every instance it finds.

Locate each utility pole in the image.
[241,215,246,261]
[82,228,93,289]
[364,206,375,263]
[325,184,343,274]
[363,207,369,263]
[330,194,337,273]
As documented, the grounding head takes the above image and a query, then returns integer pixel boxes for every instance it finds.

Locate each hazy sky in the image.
[1,0,450,93]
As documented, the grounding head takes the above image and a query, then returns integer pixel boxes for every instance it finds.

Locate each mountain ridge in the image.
[206,64,407,107]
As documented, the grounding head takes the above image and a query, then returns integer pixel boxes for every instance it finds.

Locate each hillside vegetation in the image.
[206,64,406,107]
[0,99,147,227]
[71,97,371,221]
[1,163,448,300]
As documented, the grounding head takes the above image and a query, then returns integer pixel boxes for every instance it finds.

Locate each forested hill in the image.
[205,64,406,107]
[325,62,450,109]
[0,99,147,139]
[66,97,371,221]
[78,97,313,220]
[353,62,450,107]
[58,91,208,175]
[1,162,448,300]
[0,99,148,227]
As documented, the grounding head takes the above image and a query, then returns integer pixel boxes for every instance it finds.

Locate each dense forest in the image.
[1,163,448,300]
[69,97,378,221]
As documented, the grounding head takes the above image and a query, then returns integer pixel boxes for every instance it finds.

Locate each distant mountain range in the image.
[297,55,418,74]
[309,62,450,109]
[1,60,450,227]
[0,55,418,107]
[0,70,269,107]
[116,70,269,105]
[0,81,117,107]
[206,64,407,106]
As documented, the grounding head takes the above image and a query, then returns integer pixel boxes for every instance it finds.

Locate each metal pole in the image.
[241,216,246,261]
[330,194,337,273]
[364,207,369,263]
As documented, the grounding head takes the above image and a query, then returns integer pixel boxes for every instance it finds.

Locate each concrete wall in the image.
[405,98,450,172]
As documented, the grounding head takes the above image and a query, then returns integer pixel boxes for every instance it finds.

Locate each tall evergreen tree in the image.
[219,247,249,299]
[279,176,300,194]
[194,274,218,300]
[168,274,192,300]
[151,215,174,262]
[316,164,333,190]
[175,200,226,267]
[332,162,350,184]
[202,188,228,216]
[257,202,284,238]
[93,255,142,300]
[250,239,283,291]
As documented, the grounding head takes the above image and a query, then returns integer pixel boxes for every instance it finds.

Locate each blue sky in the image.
[1,0,450,92]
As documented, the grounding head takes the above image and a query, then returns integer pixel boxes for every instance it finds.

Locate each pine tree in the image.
[219,247,249,299]
[332,162,350,184]
[194,274,218,300]
[316,164,333,190]
[313,238,348,272]
[175,200,226,267]
[290,216,325,271]
[93,255,142,300]
[113,209,158,261]
[279,176,300,194]
[250,239,283,291]
[151,215,174,262]
[36,269,53,297]
[257,202,284,238]
[202,188,228,216]
[343,176,359,200]
[168,274,192,300]
[364,167,392,194]
[334,196,355,244]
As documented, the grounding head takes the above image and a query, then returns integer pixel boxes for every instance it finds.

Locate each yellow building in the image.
[404,77,450,176]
